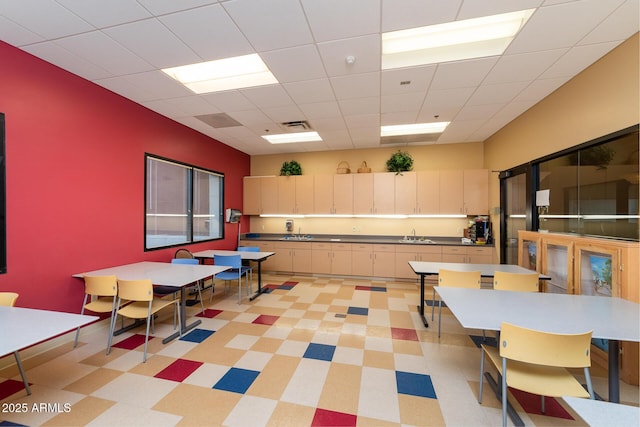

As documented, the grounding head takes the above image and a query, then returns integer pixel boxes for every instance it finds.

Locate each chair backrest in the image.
[83,275,118,296]
[174,248,194,259]
[493,271,539,292]
[237,246,260,252]
[0,292,19,307]
[171,258,199,265]
[499,322,592,368]
[438,269,481,288]
[117,279,154,302]
[214,254,242,269]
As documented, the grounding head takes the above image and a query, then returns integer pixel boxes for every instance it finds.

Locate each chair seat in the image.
[84,297,119,313]
[117,298,179,320]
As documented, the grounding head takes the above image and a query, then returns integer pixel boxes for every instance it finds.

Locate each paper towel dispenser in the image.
[225,208,242,223]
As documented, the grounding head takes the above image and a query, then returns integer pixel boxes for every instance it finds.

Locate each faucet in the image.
[298,227,302,240]
[411,228,416,241]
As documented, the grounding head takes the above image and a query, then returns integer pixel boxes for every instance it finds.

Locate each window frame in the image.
[144,153,224,251]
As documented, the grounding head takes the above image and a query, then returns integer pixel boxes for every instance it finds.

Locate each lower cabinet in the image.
[442,246,493,264]
[351,244,372,276]
[264,241,312,273]
[311,242,352,275]
[372,244,395,278]
[395,245,442,279]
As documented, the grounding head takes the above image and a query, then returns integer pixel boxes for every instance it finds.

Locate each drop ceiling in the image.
[0,0,637,155]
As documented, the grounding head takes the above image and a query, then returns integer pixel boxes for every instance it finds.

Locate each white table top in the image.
[562,396,640,427]
[434,287,640,342]
[73,261,229,288]
[192,250,275,261]
[0,306,97,357]
[410,261,550,279]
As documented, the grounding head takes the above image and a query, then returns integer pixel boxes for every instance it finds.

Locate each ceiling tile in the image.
[579,0,639,44]
[302,0,380,42]
[457,0,543,20]
[57,0,151,28]
[317,35,381,77]
[381,66,436,95]
[467,81,529,106]
[540,42,621,79]
[0,0,93,39]
[103,18,201,68]
[430,57,499,90]
[135,0,217,16]
[283,79,336,104]
[381,0,461,32]
[222,0,313,51]
[262,45,327,83]
[338,97,380,116]
[330,72,380,100]
[158,4,254,61]
[262,105,305,123]
[381,92,426,113]
[240,85,295,109]
[483,49,567,84]
[0,15,43,45]
[22,41,112,80]
[298,101,342,120]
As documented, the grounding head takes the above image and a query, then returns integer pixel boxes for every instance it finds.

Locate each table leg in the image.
[14,351,31,395]
[608,340,620,403]
[163,286,201,344]
[417,274,429,327]
[250,260,267,301]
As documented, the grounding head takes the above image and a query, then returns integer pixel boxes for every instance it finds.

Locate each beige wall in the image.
[248,34,639,248]
[484,33,639,247]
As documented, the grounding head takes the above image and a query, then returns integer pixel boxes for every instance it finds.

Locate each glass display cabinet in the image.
[541,237,574,294]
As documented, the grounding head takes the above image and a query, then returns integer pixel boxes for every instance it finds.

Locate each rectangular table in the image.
[192,250,275,301]
[0,306,97,395]
[74,261,229,343]
[562,396,640,427]
[434,286,640,405]
[409,261,550,327]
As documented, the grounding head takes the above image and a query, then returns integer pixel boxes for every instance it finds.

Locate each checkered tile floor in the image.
[1,274,638,426]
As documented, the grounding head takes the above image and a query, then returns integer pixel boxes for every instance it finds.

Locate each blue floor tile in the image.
[213,368,260,394]
[347,306,368,316]
[303,343,336,362]
[180,328,215,343]
[370,286,387,292]
[396,371,437,399]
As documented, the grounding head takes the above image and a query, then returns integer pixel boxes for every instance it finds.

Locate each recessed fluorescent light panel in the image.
[162,53,278,93]
[381,122,450,137]
[382,9,535,69]
[262,131,322,144]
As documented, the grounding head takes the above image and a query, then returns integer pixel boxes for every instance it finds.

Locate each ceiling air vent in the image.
[380,133,442,145]
[280,120,312,131]
[195,113,242,128]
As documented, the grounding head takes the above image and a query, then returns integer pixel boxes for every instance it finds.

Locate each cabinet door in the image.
[295,175,314,214]
[395,172,416,214]
[314,175,334,214]
[333,174,353,214]
[575,243,619,297]
[277,176,296,214]
[331,249,352,275]
[351,247,373,276]
[373,173,395,214]
[416,171,439,214]
[395,250,418,279]
[541,238,573,294]
[312,246,332,275]
[466,247,493,264]
[439,170,463,214]
[243,177,262,215]
[463,169,488,214]
[442,246,466,263]
[270,243,293,272]
[518,231,541,271]
[292,248,312,273]
[261,177,278,214]
[373,244,395,277]
[353,173,374,214]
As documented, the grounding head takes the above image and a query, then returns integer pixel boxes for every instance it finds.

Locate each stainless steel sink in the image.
[279,235,313,241]
[398,238,436,244]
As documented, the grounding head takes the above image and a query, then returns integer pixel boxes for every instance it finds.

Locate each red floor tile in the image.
[391,327,419,341]
[311,408,357,427]
[253,314,279,325]
[113,334,150,350]
[154,359,204,382]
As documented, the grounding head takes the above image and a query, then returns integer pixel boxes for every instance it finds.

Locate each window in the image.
[145,154,223,250]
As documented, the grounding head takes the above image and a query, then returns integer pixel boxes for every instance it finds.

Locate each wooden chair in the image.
[493,271,539,292]
[433,269,481,338]
[479,322,594,427]
[74,275,119,351]
[109,279,181,362]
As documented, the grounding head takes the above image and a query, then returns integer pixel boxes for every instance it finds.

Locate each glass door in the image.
[500,166,530,264]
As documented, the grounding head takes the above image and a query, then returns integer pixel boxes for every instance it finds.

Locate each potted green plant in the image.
[280,160,302,176]
[386,150,413,175]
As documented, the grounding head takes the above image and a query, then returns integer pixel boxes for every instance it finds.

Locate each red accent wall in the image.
[0,41,250,312]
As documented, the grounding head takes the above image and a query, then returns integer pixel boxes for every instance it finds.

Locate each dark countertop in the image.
[240,233,494,247]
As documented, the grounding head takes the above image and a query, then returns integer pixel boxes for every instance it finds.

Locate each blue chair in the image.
[237,246,260,293]
[212,254,249,304]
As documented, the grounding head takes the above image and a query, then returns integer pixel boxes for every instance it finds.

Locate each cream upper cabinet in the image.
[395,172,417,214]
[353,173,374,214]
[243,176,278,215]
[416,171,439,214]
[295,175,314,214]
[439,170,464,214]
[314,175,334,214]
[243,177,262,215]
[277,175,314,214]
[374,173,395,214]
[333,174,353,214]
[463,169,489,215]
